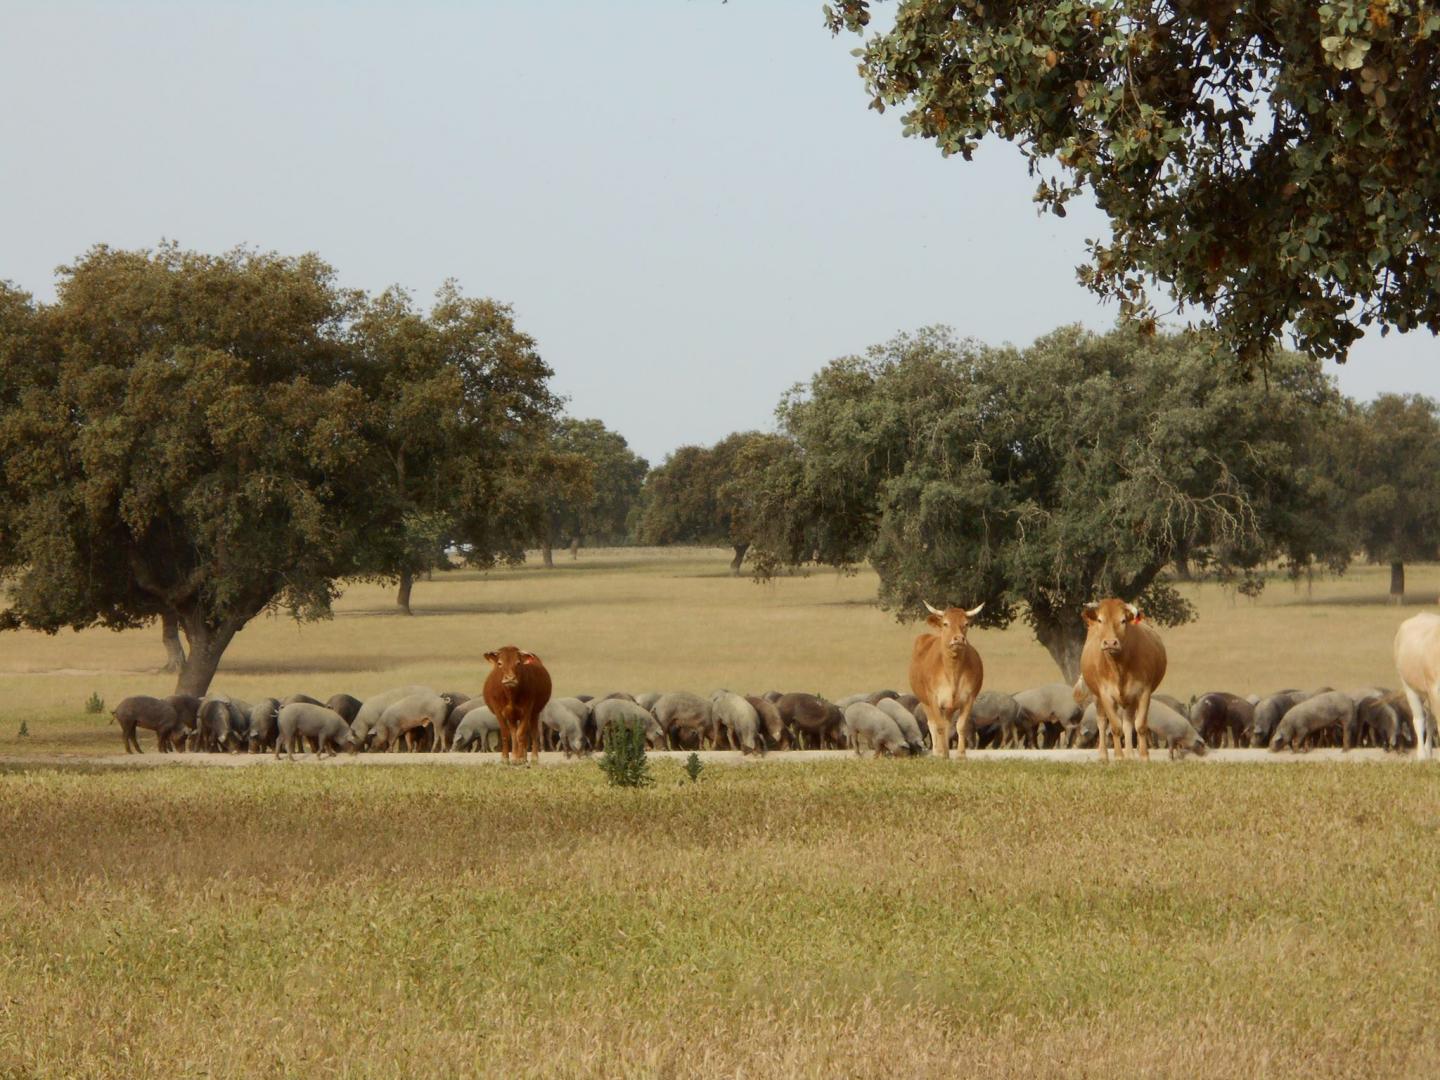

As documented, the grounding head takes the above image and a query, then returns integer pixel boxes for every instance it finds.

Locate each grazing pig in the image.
[875,698,927,755]
[1146,700,1208,758]
[635,692,662,712]
[967,690,1021,750]
[539,699,589,756]
[843,702,911,757]
[372,692,449,752]
[451,701,499,751]
[1013,683,1082,749]
[1250,690,1307,747]
[196,695,250,753]
[711,691,762,754]
[275,703,357,760]
[653,692,717,750]
[1348,690,1405,751]
[111,695,186,754]
[432,691,472,752]
[247,698,282,752]
[593,698,668,750]
[745,695,788,750]
[351,685,435,750]
[325,694,363,725]
[1394,612,1440,759]
[1079,598,1167,762]
[1191,692,1253,748]
[774,693,844,750]
[1269,691,1356,753]
[282,694,324,707]
[166,695,202,747]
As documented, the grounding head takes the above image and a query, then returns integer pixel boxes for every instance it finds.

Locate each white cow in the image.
[1393,613,1440,760]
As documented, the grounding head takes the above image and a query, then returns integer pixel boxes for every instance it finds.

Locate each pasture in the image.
[2,551,1438,1077]
[1,548,1436,755]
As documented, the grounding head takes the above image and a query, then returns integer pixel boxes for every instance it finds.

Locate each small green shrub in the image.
[17,719,28,738]
[598,718,652,788]
[84,692,105,714]
[684,752,704,783]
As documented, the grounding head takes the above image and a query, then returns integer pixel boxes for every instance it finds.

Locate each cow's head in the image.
[1082,598,1140,656]
[924,601,984,656]
[485,646,542,689]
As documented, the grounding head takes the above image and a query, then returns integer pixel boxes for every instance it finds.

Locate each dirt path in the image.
[0,748,1413,768]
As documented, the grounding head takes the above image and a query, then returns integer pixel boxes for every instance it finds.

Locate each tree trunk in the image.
[1390,561,1405,605]
[1173,554,1192,581]
[396,570,414,615]
[570,536,580,560]
[541,521,555,569]
[1034,614,1087,686]
[161,610,187,673]
[730,542,750,576]
[173,618,240,697]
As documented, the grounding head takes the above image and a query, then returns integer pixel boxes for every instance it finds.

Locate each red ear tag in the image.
[1133,613,1144,623]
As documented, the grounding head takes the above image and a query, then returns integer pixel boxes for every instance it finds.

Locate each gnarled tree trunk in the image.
[570,536,580,560]
[730,542,749,576]
[173,615,242,697]
[397,570,414,615]
[1390,561,1405,604]
[161,610,187,673]
[1034,614,1086,686]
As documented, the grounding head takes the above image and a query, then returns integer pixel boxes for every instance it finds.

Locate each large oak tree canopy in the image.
[824,1,1440,364]
[749,325,1345,680]
[0,245,560,694]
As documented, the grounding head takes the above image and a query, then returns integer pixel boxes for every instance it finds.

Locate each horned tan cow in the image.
[483,646,553,765]
[1394,613,1440,760]
[1079,598,1168,762]
[908,601,985,760]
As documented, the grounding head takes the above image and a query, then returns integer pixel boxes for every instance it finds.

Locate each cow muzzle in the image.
[501,675,519,688]
[1101,641,1122,656]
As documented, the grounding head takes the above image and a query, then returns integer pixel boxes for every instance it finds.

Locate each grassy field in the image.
[0,760,1436,1078]
[0,548,1436,756]
[2,553,1437,1076]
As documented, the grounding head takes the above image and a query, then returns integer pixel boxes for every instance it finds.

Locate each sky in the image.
[2,1,1436,466]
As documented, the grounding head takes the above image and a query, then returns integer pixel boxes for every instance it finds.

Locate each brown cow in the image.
[1079,598,1168,761]
[908,601,985,760]
[483,646,553,765]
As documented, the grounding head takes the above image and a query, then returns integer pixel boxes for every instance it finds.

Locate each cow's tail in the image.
[1072,678,1091,706]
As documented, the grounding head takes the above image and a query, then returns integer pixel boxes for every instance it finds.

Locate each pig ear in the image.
[520,651,541,665]
[483,652,499,665]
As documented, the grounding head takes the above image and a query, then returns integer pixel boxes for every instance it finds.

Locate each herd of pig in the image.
[108,681,1423,758]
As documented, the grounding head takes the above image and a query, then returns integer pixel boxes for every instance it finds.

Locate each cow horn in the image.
[923,600,944,616]
[1083,601,1099,612]
[965,602,984,618]
[1125,602,1140,618]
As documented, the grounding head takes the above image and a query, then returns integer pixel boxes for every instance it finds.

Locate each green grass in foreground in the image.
[0,761,1436,1078]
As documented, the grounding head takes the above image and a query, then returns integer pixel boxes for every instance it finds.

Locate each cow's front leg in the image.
[925,704,953,761]
[953,702,974,761]
[1098,697,1125,762]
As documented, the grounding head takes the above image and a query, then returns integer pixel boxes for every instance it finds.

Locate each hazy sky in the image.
[2,2,1436,465]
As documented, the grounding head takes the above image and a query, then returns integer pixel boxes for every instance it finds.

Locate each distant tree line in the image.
[3,244,1436,692]
[638,326,1440,681]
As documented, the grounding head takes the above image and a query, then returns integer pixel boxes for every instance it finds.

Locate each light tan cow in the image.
[1079,598,1168,762]
[1393,612,1440,760]
[908,601,985,760]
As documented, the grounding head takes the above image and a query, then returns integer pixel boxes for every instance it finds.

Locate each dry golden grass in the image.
[1,553,1437,1076]
[0,547,1434,756]
[0,761,1436,1078]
